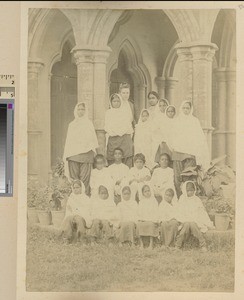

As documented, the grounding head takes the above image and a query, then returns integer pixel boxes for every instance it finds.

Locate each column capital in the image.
[72,45,111,65]
[175,42,218,62]
[155,76,166,88]
[28,59,44,74]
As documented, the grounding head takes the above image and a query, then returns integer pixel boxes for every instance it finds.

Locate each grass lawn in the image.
[26,225,235,292]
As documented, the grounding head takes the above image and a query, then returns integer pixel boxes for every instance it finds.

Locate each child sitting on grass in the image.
[175,181,214,252]
[89,185,118,246]
[158,188,179,248]
[108,148,129,204]
[61,180,92,244]
[90,154,113,197]
[137,183,159,250]
[116,185,138,247]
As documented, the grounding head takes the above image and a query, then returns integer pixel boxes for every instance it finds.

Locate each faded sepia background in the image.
[1,1,244,300]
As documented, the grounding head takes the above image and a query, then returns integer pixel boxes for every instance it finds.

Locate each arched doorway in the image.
[110,50,134,101]
[50,41,77,168]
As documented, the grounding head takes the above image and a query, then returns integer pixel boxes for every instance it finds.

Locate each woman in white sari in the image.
[63,102,98,195]
[171,101,210,197]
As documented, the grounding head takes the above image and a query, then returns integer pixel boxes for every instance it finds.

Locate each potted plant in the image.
[213,198,232,231]
[35,185,53,226]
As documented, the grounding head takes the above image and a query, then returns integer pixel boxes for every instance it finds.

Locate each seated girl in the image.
[126,153,151,194]
[105,93,134,168]
[116,185,139,247]
[90,185,118,246]
[108,148,129,204]
[134,109,155,170]
[90,154,113,197]
[175,181,214,252]
[137,184,159,250]
[151,153,175,202]
[61,180,92,244]
[158,188,179,248]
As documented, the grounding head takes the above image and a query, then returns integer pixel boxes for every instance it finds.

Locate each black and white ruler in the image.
[0,75,15,197]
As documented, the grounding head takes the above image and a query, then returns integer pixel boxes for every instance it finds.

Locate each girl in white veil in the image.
[63,102,98,195]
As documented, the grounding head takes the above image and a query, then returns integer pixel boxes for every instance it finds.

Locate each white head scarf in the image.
[104,93,134,137]
[177,181,213,232]
[64,180,91,220]
[63,102,99,177]
[138,183,159,222]
[117,185,139,222]
[171,101,210,170]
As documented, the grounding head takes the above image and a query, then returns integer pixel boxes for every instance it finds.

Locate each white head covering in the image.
[63,102,99,177]
[177,181,213,232]
[138,183,159,222]
[64,180,91,220]
[171,101,210,170]
[117,185,139,222]
[104,93,134,137]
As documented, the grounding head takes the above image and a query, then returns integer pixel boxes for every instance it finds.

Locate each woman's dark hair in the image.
[113,147,124,156]
[133,153,146,163]
[141,109,149,117]
[184,101,192,108]
[142,184,150,194]
[159,98,169,105]
[148,91,159,99]
[122,186,131,194]
[94,154,106,165]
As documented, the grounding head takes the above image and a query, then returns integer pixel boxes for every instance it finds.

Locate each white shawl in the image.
[117,185,139,223]
[171,101,210,170]
[158,199,178,222]
[104,93,133,137]
[176,181,213,232]
[64,181,91,223]
[138,183,159,222]
[63,102,98,177]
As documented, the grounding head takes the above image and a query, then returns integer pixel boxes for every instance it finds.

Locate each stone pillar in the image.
[137,83,147,118]
[213,68,227,161]
[28,59,44,179]
[165,77,178,103]
[175,47,193,102]
[190,44,218,152]
[225,69,236,168]
[72,46,111,155]
[155,76,166,99]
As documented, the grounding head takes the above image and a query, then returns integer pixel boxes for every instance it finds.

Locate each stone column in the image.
[28,59,44,179]
[213,68,227,160]
[175,46,193,102]
[155,76,166,99]
[225,69,236,168]
[190,44,218,152]
[137,83,147,119]
[165,77,178,103]
[72,46,111,155]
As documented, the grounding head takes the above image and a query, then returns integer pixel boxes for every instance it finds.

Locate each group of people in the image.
[62,82,213,250]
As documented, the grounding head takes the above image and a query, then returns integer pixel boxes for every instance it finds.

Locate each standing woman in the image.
[105,93,134,168]
[147,91,160,121]
[63,102,99,195]
[171,101,210,197]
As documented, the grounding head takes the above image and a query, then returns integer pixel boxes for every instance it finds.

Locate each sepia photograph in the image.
[25,4,236,293]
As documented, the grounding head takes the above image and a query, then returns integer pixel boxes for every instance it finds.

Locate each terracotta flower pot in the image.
[51,210,65,228]
[37,210,52,226]
[27,208,39,224]
[214,213,230,231]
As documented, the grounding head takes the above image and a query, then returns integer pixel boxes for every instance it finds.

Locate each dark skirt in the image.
[107,134,133,162]
[137,221,159,237]
[67,151,94,195]
[116,221,136,242]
